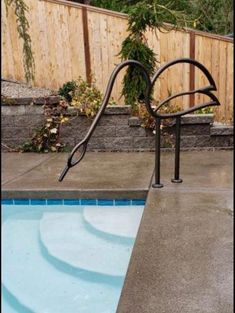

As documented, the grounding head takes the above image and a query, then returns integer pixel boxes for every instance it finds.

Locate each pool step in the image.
[40,212,134,277]
[2,294,21,313]
[83,205,143,242]
[2,216,121,313]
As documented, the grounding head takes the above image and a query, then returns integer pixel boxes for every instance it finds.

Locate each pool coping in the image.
[1,188,149,200]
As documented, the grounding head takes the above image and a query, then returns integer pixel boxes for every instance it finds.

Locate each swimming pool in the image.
[2,199,145,313]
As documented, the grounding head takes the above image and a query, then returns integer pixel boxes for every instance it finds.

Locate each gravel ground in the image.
[1,79,58,98]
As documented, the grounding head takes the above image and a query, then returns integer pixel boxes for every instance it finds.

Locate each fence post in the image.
[189,31,196,107]
[82,6,92,84]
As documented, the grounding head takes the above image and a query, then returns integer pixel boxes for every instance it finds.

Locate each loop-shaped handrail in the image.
[145,58,220,119]
[149,58,220,187]
[155,86,213,113]
[59,60,151,181]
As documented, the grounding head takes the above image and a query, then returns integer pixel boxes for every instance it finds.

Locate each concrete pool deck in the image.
[1,152,155,199]
[1,150,233,313]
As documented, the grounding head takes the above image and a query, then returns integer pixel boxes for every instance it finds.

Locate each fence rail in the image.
[1,0,233,123]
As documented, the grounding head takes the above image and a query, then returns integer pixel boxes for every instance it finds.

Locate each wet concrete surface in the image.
[1,150,233,312]
[117,190,233,313]
[1,152,154,199]
[157,149,233,190]
[1,153,54,185]
[117,150,233,313]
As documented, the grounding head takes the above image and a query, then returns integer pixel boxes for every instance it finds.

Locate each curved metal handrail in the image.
[148,58,220,187]
[154,87,216,115]
[59,57,220,187]
[145,58,220,119]
[59,60,151,181]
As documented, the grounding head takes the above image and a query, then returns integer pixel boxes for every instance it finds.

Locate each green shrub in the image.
[58,80,77,103]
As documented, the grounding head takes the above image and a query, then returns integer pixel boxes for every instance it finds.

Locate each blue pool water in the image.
[1,199,145,313]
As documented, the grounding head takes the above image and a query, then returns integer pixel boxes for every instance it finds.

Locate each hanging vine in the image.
[119,0,196,111]
[4,0,35,83]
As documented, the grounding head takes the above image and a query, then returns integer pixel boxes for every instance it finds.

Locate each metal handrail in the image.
[59,60,151,181]
[59,58,220,187]
[149,58,220,187]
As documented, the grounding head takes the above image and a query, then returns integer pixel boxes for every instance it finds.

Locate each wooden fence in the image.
[1,0,233,123]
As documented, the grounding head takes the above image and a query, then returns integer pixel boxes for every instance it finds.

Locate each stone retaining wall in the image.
[1,99,233,151]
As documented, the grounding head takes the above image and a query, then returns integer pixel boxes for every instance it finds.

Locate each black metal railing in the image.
[59,58,220,187]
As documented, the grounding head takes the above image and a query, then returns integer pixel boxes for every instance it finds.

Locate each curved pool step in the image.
[40,212,134,277]
[2,284,33,313]
[2,289,24,313]
[2,298,19,313]
[83,205,144,242]
[2,217,121,313]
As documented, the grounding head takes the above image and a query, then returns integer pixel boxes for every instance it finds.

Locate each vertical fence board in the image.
[57,4,68,84]
[88,10,99,85]
[61,4,73,82]
[67,6,86,82]
[27,0,43,85]
[210,38,220,122]
[182,32,190,109]
[3,1,24,81]
[225,43,233,124]
[1,3,10,77]
[195,35,212,106]
[36,1,50,87]
[218,40,228,121]
[99,13,109,93]
[115,16,129,103]
[44,1,60,88]
[194,35,203,105]
[106,14,125,101]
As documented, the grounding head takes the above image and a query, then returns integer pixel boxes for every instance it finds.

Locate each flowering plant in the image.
[71,77,115,118]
